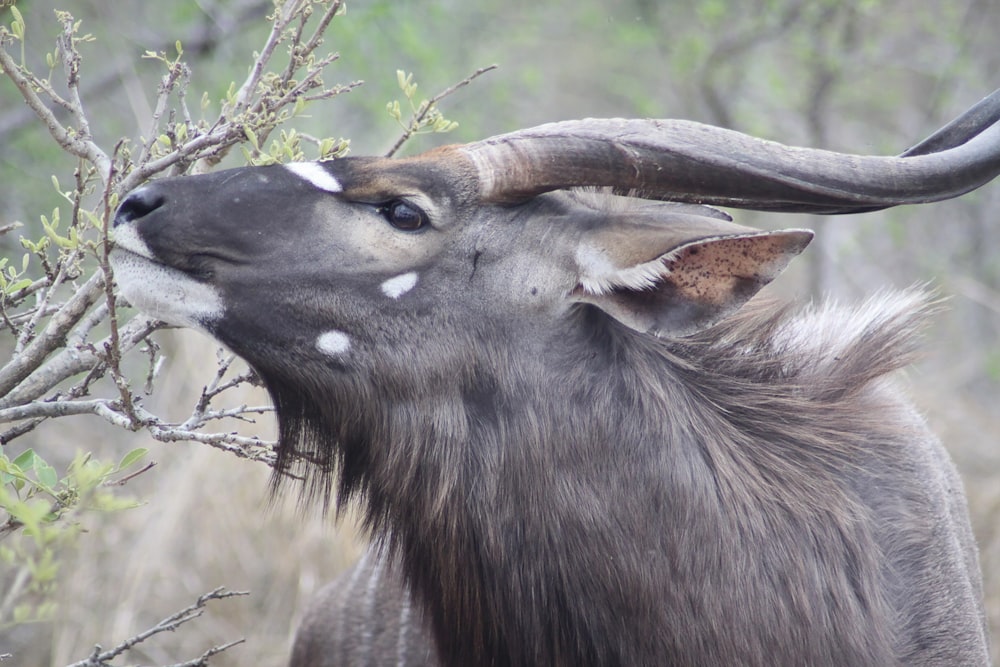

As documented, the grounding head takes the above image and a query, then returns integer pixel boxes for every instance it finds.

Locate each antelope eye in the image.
[380,200,427,231]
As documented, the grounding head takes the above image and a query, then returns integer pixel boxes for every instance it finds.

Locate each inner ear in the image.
[574,228,813,337]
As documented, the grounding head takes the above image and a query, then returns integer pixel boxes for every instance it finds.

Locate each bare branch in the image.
[0,1,270,143]
[0,272,106,403]
[0,418,43,445]
[0,0,344,456]
[302,78,363,102]
[56,13,94,146]
[228,0,301,119]
[0,309,159,410]
[161,639,246,667]
[308,1,346,49]
[103,460,158,487]
[0,39,113,184]
[65,588,248,667]
[0,397,275,462]
[0,398,124,422]
[97,144,144,426]
[145,425,276,465]
[14,241,88,356]
[136,57,194,168]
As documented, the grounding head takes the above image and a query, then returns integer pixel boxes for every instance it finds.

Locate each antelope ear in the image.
[571,217,813,337]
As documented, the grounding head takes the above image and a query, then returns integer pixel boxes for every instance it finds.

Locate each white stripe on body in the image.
[361,553,385,663]
[396,590,412,667]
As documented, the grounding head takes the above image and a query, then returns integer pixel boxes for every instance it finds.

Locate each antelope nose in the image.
[114,186,166,226]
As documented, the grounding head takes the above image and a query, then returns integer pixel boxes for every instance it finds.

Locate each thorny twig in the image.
[385,64,498,157]
[0,5,358,658]
[0,396,276,463]
[98,141,143,427]
[103,460,158,487]
[0,0,494,485]
[0,49,113,184]
[0,1,273,143]
[65,588,248,667]
[0,1,351,454]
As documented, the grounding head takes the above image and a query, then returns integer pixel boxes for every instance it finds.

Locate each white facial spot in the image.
[380,272,419,299]
[285,162,342,193]
[316,330,351,357]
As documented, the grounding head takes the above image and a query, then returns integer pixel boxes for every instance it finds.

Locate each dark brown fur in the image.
[108,154,991,666]
[284,292,987,666]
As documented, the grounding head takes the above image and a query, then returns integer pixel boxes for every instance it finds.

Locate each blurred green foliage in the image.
[1,1,999,664]
[1,446,147,627]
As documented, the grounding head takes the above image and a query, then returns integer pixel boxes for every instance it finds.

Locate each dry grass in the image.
[2,330,363,667]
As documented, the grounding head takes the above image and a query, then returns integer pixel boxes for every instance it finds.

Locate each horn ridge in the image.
[460,93,1000,214]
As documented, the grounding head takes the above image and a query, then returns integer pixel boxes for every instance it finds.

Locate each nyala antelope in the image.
[110,90,1000,666]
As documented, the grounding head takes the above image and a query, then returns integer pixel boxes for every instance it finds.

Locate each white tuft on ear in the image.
[285,162,343,193]
[575,245,665,295]
[571,225,812,338]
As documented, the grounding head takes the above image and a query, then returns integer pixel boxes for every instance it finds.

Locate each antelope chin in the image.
[110,247,225,330]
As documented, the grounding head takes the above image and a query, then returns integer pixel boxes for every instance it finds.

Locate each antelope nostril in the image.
[114,187,166,226]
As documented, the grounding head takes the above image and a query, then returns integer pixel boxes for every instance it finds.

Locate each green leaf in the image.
[7,499,48,537]
[30,548,59,582]
[6,278,33,294]
[10,5,25,41]
[0,467,17,486]
[35,462,58,492]
[245,126,259,150]
[117,448,148,472]
[12,449,36,472]
[81,209,103,230]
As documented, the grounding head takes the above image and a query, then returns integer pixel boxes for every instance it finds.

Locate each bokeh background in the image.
[2,0,999,664]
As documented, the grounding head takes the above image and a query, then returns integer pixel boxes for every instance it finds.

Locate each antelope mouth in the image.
[109,244,226,329]
[110,221,158,260]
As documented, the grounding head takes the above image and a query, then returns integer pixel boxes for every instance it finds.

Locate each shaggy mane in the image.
[267,287,936,520]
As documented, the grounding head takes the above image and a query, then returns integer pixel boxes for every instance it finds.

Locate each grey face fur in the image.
[109,97,1000,667]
